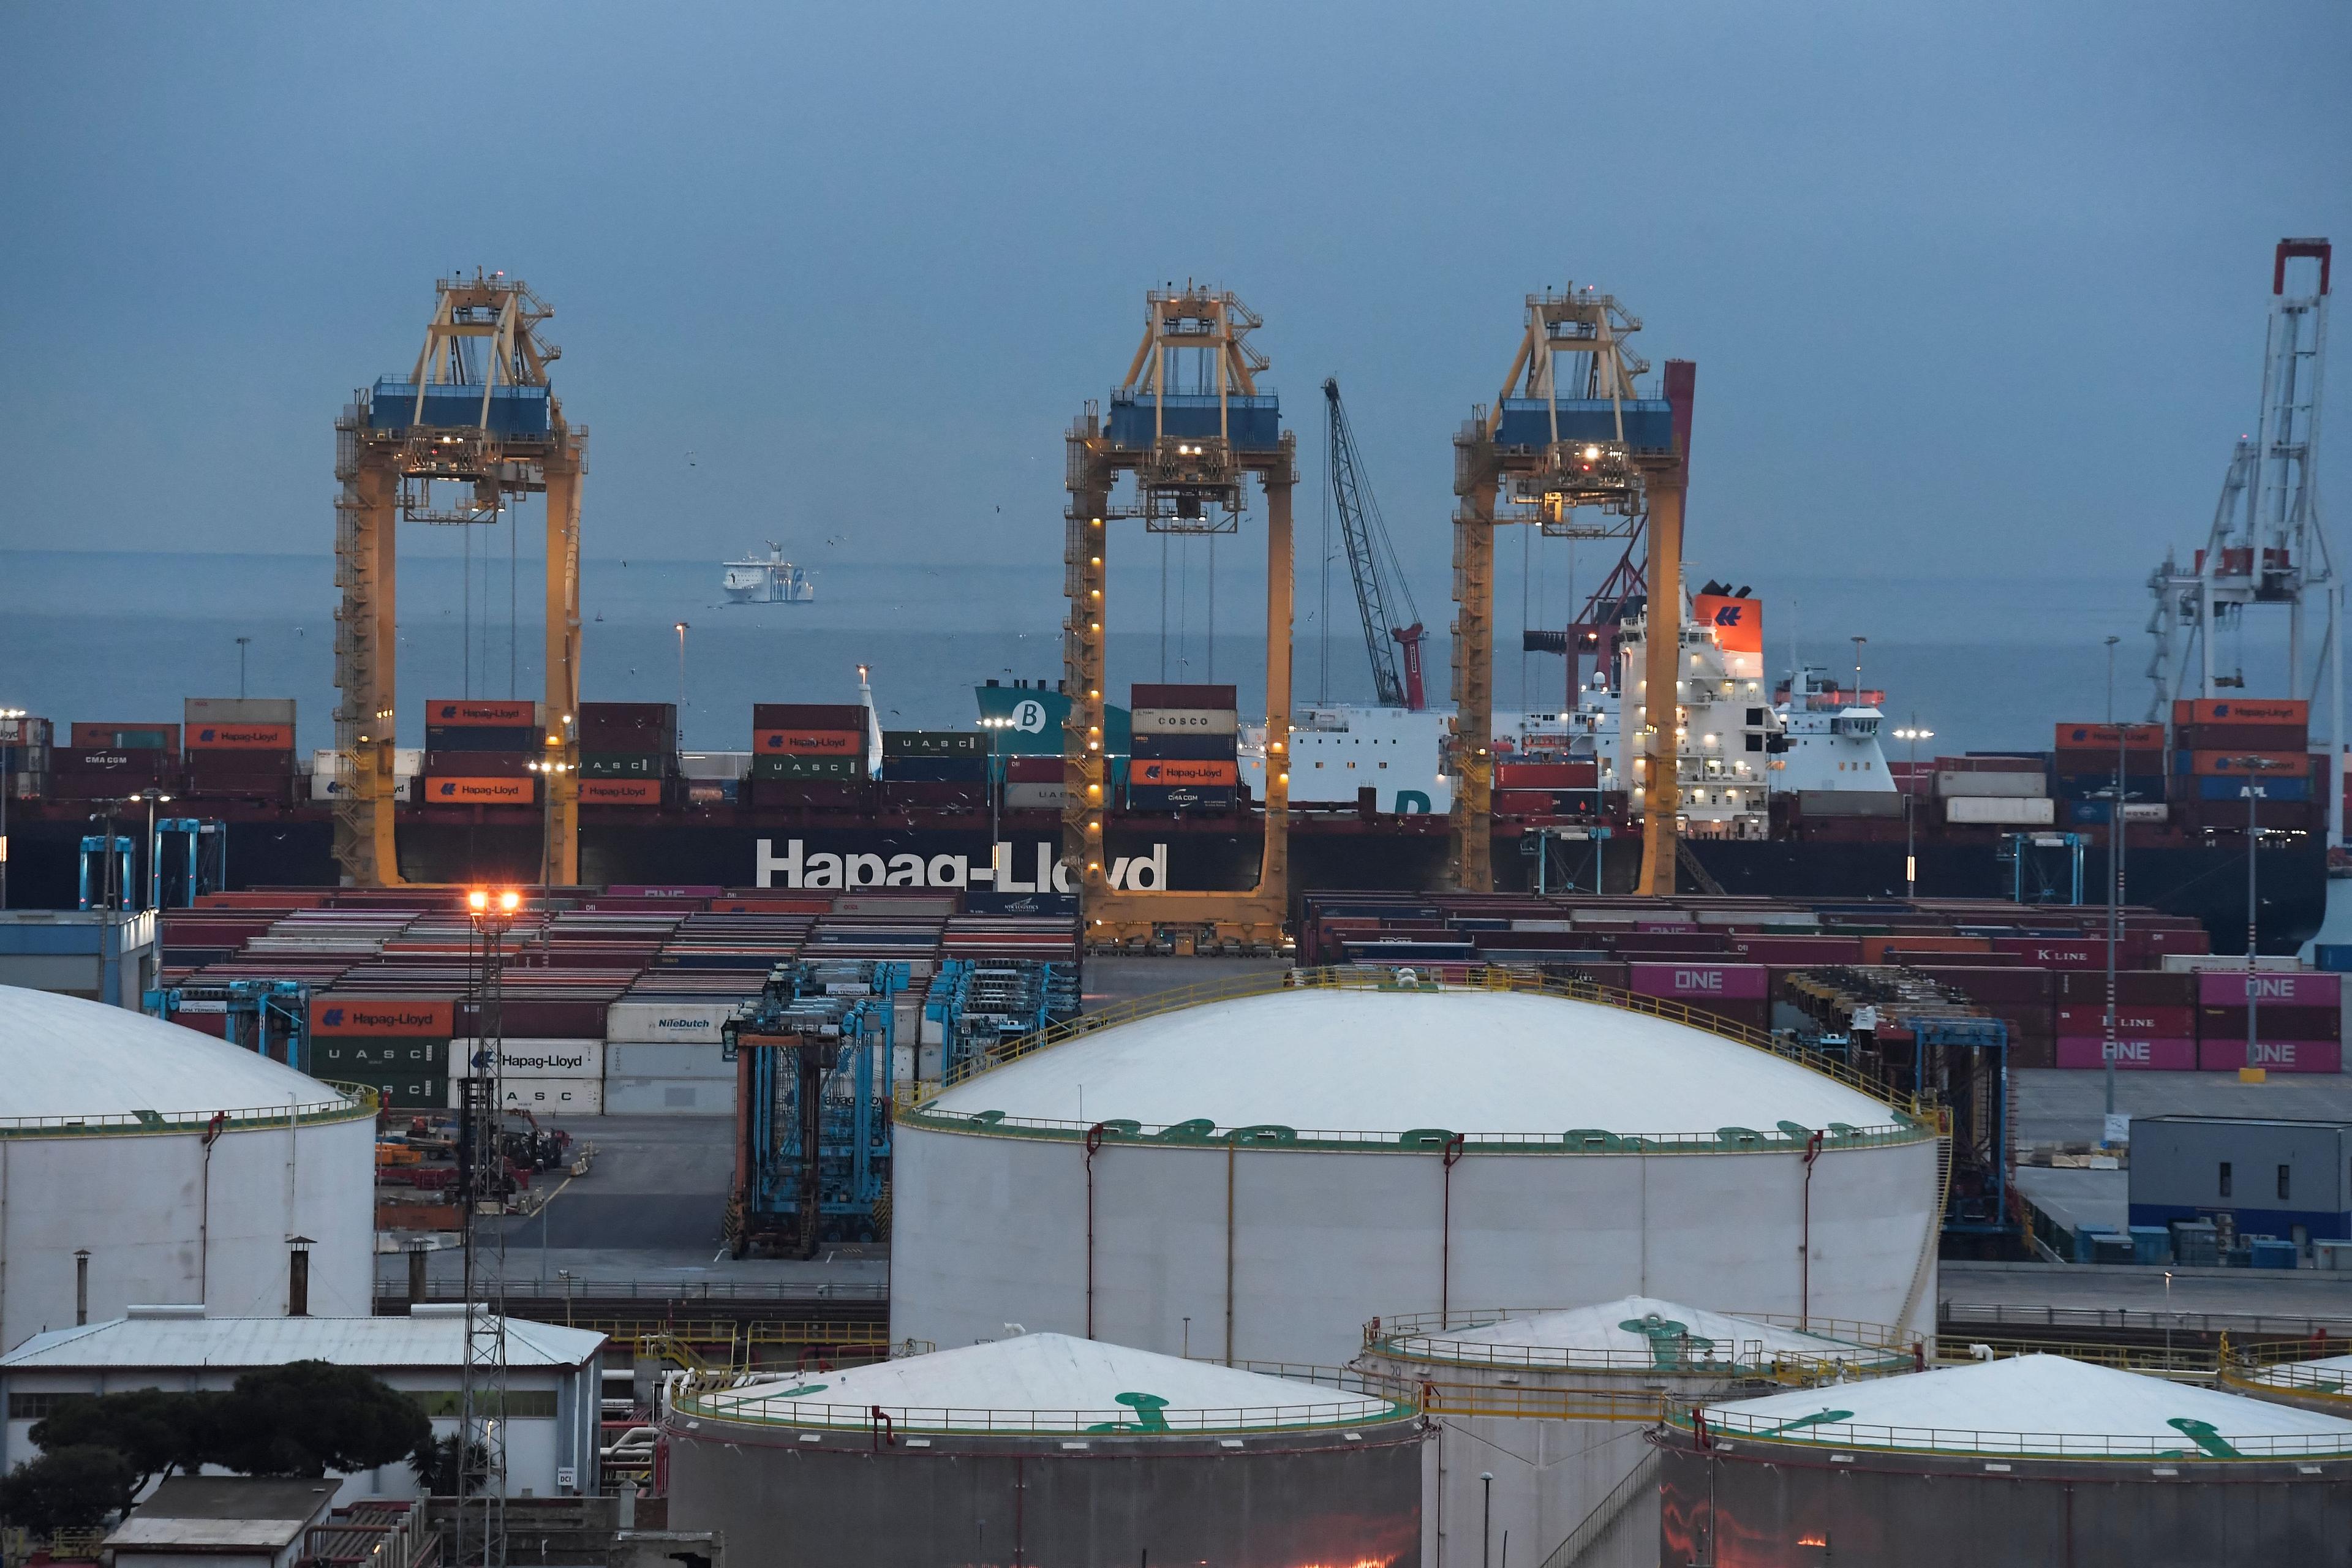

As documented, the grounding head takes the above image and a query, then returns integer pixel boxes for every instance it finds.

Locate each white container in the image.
[605,1041,734,1080]
[1129,707,1238,735]
[494,1077,601,1115]
[1003,782,1074,810]
[1945,795,2056,825]
[601,1076,738,1115]
[450,1039,603,1079]
[1936,771,2048,799]
[680,750,751,780]
[605,999,751,1044]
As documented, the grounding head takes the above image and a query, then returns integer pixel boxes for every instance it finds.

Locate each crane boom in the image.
[1322,378,1427,709]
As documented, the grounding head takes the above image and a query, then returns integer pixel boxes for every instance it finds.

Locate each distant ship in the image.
[722,542,816,604]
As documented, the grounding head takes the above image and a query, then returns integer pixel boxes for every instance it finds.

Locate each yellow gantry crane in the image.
[332,273,587,887]
[1062,286,1297,948]
[1447,287,1694,894]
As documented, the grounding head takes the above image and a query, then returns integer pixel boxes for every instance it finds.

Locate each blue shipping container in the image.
[2196,774,2310,802]
[1493,399,1676,453]
[1106,393,1281,451]
[368,380,551,436]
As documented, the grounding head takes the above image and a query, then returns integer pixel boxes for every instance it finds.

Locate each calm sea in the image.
[0,549,2300,759]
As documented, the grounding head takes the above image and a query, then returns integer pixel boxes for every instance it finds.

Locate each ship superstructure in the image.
[1772,665,1895,794]
[1613,592,1778,839]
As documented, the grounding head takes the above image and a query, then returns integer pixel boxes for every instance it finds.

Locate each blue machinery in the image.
[79,818,228,910]
[1998,831,2088,905]
[723,959,907,1257]
[1899,1013,2013,1238]
[143,978,312,1068]
[925,958,1081,1079]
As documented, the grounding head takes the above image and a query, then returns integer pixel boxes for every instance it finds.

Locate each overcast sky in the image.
[2,1,2345,596]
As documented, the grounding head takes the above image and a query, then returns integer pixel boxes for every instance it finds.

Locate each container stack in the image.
[2050,723,2165,824]
[2194,969,2342,1074]
[0,714,51,801]
[750,703,869,804]
[881,731,989,810]
[577,701,679,809]
[604,990,752,1115]
[451,1037,605,1115]
[1936,755,2052,827]
[54,722,178,801]
[306,993,454,1109]
[1493,759,1600,818]
[1127,683,1237,812]
[309,747,420,802]
[2171,698,2315,827]
[183,698,298,802]
[420,698,543,807]
[1001,754,1072,811]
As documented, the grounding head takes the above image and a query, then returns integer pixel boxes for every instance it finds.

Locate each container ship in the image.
[0,610,2328,954]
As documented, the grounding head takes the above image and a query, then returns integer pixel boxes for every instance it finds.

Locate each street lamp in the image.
[1481,1471,1495,1568]
[674,622,692,746]
[2230,756,2289,1078]
[235,636,252,699]
[1892,722,1934,900]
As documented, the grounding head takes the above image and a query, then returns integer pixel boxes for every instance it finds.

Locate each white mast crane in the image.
[2146,238,2336,849]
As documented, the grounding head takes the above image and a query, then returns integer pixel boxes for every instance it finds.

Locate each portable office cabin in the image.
[2128,1114,2352,1245]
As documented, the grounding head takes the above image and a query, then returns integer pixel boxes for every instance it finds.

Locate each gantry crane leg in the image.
[332,452,404,886]
[1062,472,1112,903]
[1636,473,1686,895]
[1446,480,1498,892]
[543,448,584,885]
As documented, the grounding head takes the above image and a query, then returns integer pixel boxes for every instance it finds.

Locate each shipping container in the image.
[1129,684,1237,711]
[310,1037,447,1070]
[1127,785,1235,812]
[1795,791,1904,818]
[311,997,454,1035]
[1627,962,1768,1000]
[2196,1005,2341,1040]
[576,701,677,748]
[579,778,665,807]
[2051,969,2196,1006]
[423,750,537,777]
[0,716,55,748]
[68,724,179,752]
[880,757,990,783]
[1990,937,2105,968]
[2055,1037,2196,1070]
[580,752,670,778]
[606,1003,750,1044]
[420,775,537,805]
[423,725,541,752]
[1936,771,2048,799]
[53,748,174,780]
[753,728,864,756]
[2173,698,2309,728]
[184,722,295,752]
[2184,750,2312,777]
[752,703,867,729]
[1128,731,1241,760]
[601,1076,736,1114]
[2054,1005,2196,1036]
[424,698,539,728]
[1945,796,2057,825]
[2196,1038,2342,1074]
[490,1077,602,1115]
[2052,723,2163,751]
[450,1038,604,1079]
[1129,758,1238,787]
[2193,774,2312,802]
[1129,707,1240,736]
[2173,724,2307,752]
[1003,782,1073,810]
[186,698,296,726]
[881,731,989,758]
[750,755,865,780]
[2196,970,2341,1007]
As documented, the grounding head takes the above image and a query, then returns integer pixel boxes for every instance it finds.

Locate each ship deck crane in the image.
[1321,379,1426,709]
[1448,286,1694,895]
[333,273,586,887]
[1063,285,1297,949]
[2145,238,2337,850]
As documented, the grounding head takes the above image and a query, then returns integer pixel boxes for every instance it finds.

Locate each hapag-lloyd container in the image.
[2196,970,2342,1008]
[2055,1037,2196,1071]
[1627,962,1770,1000]
[449,1038,604,1079]
[2195,1038,2343,1074]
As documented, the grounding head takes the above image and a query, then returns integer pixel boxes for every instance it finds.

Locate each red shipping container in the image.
[2197,970,2341,1007]
[2053,723,2162,751]
[424,750,538,777]
[2054,1005,2195,1036]
[186,722,295,751]
[1860,934,1989,963]
[2056,1036,2196,1070]
[580,778,663,806]
[1735,936,1866,965]
[425,698,536,727]
[69,722,180,752]
[2053,969,2196,1006]
[1496,761,1598,790]
[1991,938,2106,968]
[755,728,864,755]
[2196,1005,2340,1040]
[2174,724,2306,752]
[1005,756,1066,783]
[1913,967,2054,1004]
[2010,1036,2057,1069]
[2198,1038,2343,1074]
[2188,751,2311,777]
[1629,962,1769,1001]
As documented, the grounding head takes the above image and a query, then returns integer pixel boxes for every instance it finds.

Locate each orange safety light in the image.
[467,889,488,912]
[499,891,521,912]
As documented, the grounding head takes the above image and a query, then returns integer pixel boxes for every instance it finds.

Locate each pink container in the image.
[2054,1036,2196,1070]
[2196,970,2343,1007]
[1629,962,1770,1001]
[1991,938,2106,968]
[2196,1038,2343,1074]
[2053,1005,2196,1036]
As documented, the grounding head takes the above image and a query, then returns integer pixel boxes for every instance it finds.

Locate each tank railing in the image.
[1934,1338,2220,1380]
[897,1105,1920,1155]
[1367,1308,1908,1354]
[671,1381,1412,1436]
[1665,1406,2352,1459]
[908,963,1928,1129]
[0,1086,374,1139]
[1367,1335,1907,1381]
[1940,1302,2352,1342]
[1411,1381,1672,1423]
[2219,1337,2352,1399]
[380,1276,891,1303]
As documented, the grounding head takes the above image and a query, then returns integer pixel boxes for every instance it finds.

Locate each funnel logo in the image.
[1712,605,1744,629]
[1014,699,1047,734]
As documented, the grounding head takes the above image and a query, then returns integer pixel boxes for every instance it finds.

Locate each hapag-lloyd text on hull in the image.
[755,837,1167,891]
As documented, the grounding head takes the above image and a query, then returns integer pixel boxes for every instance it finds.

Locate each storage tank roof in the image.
[0,986,355,1124]
[687,1332,1409,1433]
[1377,1296,1901,1374]
[924,986,1898,1140]
[1701,1354,2352,1458]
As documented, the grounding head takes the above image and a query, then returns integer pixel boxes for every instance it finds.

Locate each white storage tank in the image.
[891,973,1943,1366]
[1354,1297,1908,1568]
[0,986,377,1346]
[1657,1353,2352,1565]
[665,1330,1425,1568]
